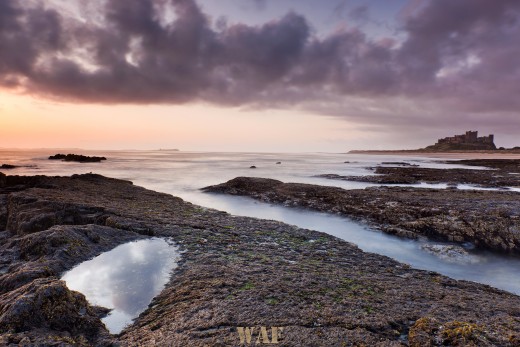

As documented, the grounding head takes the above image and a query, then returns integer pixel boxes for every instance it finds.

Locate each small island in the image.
[48,154,107,163]
[1,164,37,170]
[0,164,17,169]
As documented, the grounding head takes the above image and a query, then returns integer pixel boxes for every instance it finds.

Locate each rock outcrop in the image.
[317,160,520,188]
[48,154,107,163]
[1,174,520,345]
[204,177,520,253]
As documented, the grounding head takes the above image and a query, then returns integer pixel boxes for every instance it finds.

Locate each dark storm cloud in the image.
[398,0,520,87]
[1,0,520,116]
[0,0,64,85]
[406,0,520,114]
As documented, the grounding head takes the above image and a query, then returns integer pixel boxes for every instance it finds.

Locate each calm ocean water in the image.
[2,149,520,296]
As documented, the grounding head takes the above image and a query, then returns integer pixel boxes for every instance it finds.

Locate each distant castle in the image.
[436,131,494,146]
[425,131,496,150]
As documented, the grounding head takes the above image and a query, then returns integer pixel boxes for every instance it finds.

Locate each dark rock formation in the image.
[1,278,104,334]
[318,167,520,188]
[446,159,520,171]
[420,244,479,264]
[318,159,520,189]
[1,174,520,345]
[204,177,520,253]
[48,154,107,163]
[249,165,256,169]
[381,162,419,167]
[0,164,17,170]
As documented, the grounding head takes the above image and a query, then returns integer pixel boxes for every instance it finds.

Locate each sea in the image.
[2,149,520,297]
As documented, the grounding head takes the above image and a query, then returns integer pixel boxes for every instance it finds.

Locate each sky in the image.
[1,0,519,151]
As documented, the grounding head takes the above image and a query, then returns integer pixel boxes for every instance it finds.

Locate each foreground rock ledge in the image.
[1,173,520,346]
[203,177,520,254]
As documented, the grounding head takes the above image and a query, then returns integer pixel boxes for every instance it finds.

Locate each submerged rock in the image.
[421,244,481,264]
[381,162,419,167]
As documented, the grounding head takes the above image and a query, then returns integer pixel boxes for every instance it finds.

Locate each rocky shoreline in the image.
[2,173,520,346]
[318,159,520,189]
[349,150,520,155]
[203,177,520,254]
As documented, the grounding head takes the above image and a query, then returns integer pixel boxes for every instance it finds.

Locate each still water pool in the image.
[62,238,180,334]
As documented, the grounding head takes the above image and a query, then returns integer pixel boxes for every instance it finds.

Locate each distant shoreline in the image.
[348,149,520,158]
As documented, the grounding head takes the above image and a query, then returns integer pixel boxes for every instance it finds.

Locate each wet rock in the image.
[0,175,46,194]
[0,173,6,188]
[105,216,154,235]
[0,278,110,345]
[421,244,481,264]
[204,177,520,254]
[447,159,520,172]
[250,166,257,169]
[48,154,107,163]
[408,317,492,346]
[0,195,7,230]
[447,182,458,190]
[1,173,520,345]
[381,162,419,167]
[0,225,141,295]
[318,166,520,188]
[6,194,108,235]
[408,317,439,346]
[319,159,520,188]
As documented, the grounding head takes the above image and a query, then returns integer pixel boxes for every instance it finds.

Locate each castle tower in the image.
[465,131,478,143]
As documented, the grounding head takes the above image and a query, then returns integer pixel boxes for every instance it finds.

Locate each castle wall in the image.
[435,131,495,147]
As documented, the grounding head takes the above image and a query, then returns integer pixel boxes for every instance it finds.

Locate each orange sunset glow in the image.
[1,89,373,151]
[1,0,519,151]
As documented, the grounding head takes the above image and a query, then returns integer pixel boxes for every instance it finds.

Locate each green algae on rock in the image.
[1,174,520,346]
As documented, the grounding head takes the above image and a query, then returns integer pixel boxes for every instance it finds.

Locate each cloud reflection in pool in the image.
[62,238,180,334]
